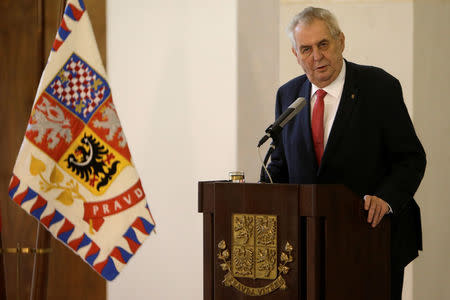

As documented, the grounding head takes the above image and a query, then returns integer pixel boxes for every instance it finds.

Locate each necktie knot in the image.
[316,89,327,100]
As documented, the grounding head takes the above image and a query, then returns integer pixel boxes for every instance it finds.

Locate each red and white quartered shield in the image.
[8,0,155,281]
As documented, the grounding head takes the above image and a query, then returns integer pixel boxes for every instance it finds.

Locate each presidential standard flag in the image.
[8,0,155,281]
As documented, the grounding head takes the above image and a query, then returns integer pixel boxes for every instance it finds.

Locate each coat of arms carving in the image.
[217,213,294,296]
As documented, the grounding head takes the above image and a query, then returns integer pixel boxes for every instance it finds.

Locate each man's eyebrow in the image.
[299,38,329,49]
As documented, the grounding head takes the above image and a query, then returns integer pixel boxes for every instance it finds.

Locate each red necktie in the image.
[312,89,327,165]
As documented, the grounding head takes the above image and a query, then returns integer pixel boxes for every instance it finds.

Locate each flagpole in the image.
[29,1,51,298]
[29,1,67,299]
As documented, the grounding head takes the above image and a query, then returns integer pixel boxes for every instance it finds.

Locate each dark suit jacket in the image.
[263,60,426,269]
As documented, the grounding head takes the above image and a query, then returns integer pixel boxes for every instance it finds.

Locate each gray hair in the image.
[287,7,342,51]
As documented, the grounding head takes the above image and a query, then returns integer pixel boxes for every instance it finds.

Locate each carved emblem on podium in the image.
[217,214,294,296]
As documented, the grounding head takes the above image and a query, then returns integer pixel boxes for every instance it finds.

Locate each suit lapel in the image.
[296,79,319,171]
[319,61,359,173]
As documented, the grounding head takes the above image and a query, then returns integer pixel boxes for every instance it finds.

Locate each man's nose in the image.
[312,47,323,61]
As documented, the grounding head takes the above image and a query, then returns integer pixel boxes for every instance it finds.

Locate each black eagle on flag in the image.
[66,133,119,191]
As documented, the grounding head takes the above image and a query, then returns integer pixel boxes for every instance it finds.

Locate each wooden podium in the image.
[198,182,390,300]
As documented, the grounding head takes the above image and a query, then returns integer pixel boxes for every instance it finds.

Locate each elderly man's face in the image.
[292,19,345,88]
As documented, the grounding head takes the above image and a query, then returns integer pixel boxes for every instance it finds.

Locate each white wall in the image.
[413,1,450,299]
[237,0,279,181]
[107,1,237,299]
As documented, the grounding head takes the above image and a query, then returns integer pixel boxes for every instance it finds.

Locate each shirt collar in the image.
[311,60,346,99]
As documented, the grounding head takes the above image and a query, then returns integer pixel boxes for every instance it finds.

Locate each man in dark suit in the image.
[262,7,426,300]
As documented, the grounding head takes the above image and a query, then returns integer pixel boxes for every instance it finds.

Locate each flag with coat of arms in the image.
[8,0,155,281]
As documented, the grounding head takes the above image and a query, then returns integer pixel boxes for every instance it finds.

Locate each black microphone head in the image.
[279,97,306,128]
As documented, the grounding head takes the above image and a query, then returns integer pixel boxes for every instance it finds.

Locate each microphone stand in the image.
[259,135,280,183]
[257,97,306,183]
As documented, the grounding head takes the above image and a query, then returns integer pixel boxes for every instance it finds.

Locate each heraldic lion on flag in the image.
[8,0,155,281]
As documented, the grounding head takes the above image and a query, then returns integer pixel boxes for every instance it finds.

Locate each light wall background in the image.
[107,0,450,299]
[107,1,237,299]
[413,1,450,299]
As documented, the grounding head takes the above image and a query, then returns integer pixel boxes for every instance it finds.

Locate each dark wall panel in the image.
[0,0,107,299]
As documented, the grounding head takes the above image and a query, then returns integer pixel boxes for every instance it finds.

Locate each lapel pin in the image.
[351,94,356,100]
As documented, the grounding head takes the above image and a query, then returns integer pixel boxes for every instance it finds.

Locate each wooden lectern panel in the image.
[199,182,390,300]
[200,182,300,300]
[300,185,390,300]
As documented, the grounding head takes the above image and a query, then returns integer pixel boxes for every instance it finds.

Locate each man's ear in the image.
[339,32,345,52]
[291,47,298,59]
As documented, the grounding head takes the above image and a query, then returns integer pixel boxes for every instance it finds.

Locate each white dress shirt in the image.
[310,61,346,148]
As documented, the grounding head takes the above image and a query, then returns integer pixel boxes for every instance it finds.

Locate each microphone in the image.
[257,97,306,147]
